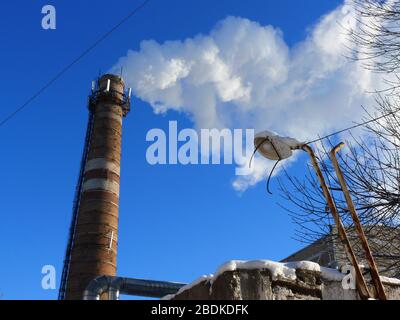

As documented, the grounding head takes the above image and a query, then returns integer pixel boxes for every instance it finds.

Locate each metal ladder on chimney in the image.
[58,111,95,300]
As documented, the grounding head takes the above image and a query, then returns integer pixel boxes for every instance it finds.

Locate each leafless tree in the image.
[351,0,400,92]
[278,0,400,277]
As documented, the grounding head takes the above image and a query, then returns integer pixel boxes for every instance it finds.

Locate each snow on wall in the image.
[380,276,400,286]
[175,274,214,297]
[213,260,344,282]
[163,260,400,300]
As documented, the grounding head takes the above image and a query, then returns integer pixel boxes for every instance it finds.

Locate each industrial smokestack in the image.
[63,74,130,300]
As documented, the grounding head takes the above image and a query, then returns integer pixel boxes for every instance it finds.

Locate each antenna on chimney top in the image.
[106,79,111,92]
[128,88,132,99]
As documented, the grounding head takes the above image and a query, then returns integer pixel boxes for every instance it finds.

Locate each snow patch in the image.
[214,260,300,281]
[380,276,400,286]
[175,274,214,297]
[320,267,345,282]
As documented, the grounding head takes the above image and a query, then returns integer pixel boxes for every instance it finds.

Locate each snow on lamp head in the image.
[254,131,303,161]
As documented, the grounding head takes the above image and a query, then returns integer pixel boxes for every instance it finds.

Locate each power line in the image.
[305,107,400,145]
[0,0,151,128]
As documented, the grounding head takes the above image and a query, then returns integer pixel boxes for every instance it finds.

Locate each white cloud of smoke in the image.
[112,0,386,191]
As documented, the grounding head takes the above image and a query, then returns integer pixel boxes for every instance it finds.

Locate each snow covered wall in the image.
[163,260,400,300]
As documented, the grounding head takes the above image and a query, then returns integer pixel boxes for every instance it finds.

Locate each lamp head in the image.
[254,131,303,161]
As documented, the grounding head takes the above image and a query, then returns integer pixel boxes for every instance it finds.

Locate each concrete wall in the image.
[167,261,400,300]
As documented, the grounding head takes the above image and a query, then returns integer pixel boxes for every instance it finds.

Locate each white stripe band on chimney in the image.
[82,178,120,195]
[85,158,121,175]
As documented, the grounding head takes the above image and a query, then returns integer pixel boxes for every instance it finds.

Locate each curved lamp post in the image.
[254,131,387,300]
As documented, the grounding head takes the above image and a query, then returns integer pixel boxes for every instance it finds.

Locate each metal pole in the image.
[330,143,387,300]
[302,145,371,300]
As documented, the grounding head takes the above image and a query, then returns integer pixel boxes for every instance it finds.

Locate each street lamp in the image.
[254,131,387,300]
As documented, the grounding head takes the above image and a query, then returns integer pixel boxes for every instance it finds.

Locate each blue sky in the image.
[0,0,347,300]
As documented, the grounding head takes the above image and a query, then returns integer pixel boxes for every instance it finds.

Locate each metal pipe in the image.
[301,144,372,300]
[83,276,187,300]
[330,143,387,300]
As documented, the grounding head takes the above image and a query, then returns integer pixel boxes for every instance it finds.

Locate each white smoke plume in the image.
[112,0,386,191]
